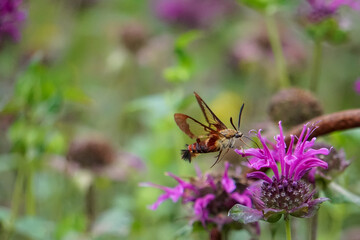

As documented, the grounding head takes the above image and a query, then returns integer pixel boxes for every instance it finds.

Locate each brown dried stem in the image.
[210,227,222,240]
[285,109,360,144]
[86,183,96,232]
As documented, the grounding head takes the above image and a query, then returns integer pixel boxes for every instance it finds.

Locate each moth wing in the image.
[194,92,227,131]
[174,113,217,139]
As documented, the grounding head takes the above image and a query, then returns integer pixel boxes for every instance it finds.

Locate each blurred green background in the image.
[1,0,360,239]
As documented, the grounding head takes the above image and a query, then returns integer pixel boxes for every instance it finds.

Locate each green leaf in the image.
[174,31,202,50]
[237,0,285,12]
[45,131,66,154]
[15,216,54,240]
[0,154,18,172]
[228,204,263,224]
[54,214,86,240]
[92,208,133,237]
[63,87,92,104]
[306,18,349,44]
[163,65,191,83]
[163,31,203,83]
[174,225,193,239]
[262,208,284,223]
[0,207,11,223]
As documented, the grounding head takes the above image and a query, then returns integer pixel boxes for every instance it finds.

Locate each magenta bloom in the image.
[305,0,360,22]
[354,79,360,95]
[152,0,237,29]
[0,0,26,43]
[140,162,252,229]
[230,122,330,223]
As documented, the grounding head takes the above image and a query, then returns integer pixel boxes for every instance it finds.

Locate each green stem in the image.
[310,212,318,240]
[285,216,292,240]
[25,161,36,215]
[270,223,277,240]
[310,40,323,92]
[6,160,26,240]
[265,14,290,89]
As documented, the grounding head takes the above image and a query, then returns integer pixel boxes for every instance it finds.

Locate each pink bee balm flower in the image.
[230,122,330,223]
[140,162,253,230]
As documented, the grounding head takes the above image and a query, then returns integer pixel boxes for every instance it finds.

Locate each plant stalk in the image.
[6,159,26,240]
[310,40,323,92]
[310,212,318,240]
[285,216,292,240]
[265,14,290,89]
[209,227,222,240]
[25,161,36,215]
[86,182,96,231]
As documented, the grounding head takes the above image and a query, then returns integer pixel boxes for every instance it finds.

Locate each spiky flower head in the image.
[140,162,254,231]
[305,0,360,23]
[0,0,27,44]
[230,122,330,223]
[308,142,349,183]
[152,0,237,29]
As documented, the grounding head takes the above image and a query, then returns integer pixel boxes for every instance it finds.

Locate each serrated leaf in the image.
[228,204,263,224]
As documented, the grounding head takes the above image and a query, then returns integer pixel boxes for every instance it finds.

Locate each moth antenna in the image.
[239,138,252,149]
[237,103,245,130]
[230,117,237,130]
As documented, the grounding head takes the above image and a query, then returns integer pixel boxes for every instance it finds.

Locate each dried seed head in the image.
[67,136,115,169]
[120,22,148,54]
[268,88,323,128]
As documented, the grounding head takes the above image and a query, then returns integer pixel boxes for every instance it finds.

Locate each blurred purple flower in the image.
[140,162,253,229]
[0,0,27,43]
[230,26,306,72]
[305,0,360,22]
[308,142,350,182]
[152,0,237,29]
[230,122,330,223]
[354,79,360,95]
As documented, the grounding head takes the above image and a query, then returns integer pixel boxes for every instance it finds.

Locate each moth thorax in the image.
[221,129,237,138]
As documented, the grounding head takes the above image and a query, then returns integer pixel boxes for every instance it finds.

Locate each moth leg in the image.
[210,148,230,168]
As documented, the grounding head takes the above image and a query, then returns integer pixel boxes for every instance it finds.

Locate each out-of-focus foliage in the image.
[0,0,359,239]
